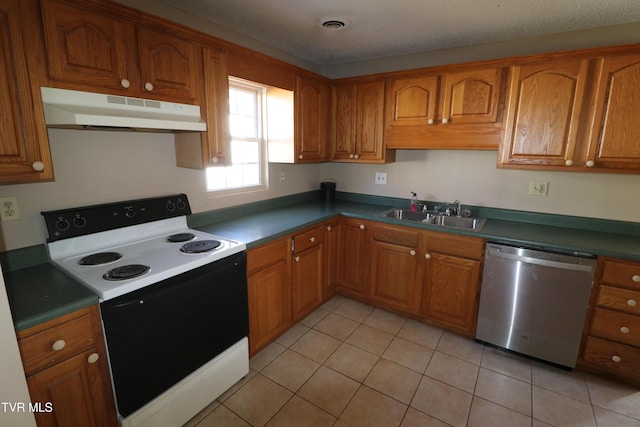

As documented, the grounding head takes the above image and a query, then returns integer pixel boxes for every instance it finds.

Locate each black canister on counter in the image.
[320,181,336,202]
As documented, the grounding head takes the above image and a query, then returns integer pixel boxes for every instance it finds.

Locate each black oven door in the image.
[100,251,248,417]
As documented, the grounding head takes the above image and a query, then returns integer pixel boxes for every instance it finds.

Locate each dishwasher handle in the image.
[488,247,595,272]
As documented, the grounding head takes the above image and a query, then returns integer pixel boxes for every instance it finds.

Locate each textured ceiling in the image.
[155,0,640,65]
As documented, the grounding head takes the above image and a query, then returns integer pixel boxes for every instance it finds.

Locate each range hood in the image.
[40,87,207,132]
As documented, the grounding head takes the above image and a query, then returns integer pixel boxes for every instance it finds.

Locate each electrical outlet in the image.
[529,181,549,196]
[0,197,20,221]
[375,172,387,185]
[279,171,285,182]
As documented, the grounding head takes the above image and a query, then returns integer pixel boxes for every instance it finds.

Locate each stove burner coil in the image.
[103,264,150,281]
[167,233,196,242]
[180,240,221,254]
[79,252,123,266]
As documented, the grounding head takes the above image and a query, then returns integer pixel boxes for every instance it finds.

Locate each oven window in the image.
[206,77,268,192]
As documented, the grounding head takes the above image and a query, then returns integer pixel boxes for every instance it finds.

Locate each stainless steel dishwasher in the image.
[476,243,596,368]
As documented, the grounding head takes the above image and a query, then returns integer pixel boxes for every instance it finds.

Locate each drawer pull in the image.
[359,224,365,230]
[632,275,640,283]
[309,237,315,243]
[410,250,416,256]
[87,353,100,364]
[620,326,630,334]
[425,253,431,259]
[628,299,637,307]
[611,355,622,363]
[51,339,66,351]
[326,226,331,231]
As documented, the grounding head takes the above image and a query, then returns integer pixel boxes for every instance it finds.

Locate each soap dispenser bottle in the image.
[410,192,418,212]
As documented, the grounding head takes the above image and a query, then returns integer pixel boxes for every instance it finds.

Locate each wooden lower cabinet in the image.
[368,223,421,314]
[16,305,117,427]
[323,219,341,299]
[420,231,485,336]
[292,226,325,321]
[337,219,370,298]
[247,237,292,355]
[578,257,640,386]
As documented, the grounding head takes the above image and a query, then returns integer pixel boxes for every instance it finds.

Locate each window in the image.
[206,78,267,192]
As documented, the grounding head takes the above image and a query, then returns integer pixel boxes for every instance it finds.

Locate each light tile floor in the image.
[185,295,640,427]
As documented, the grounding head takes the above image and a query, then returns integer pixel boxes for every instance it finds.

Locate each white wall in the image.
[321,150,640,222]
[0,129,322,251]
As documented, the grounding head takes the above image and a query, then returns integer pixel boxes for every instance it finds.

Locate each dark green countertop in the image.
[3,191,639,331]
[4,263,98,331]
[190,195,640,261]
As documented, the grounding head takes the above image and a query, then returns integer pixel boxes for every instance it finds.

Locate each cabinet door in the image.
[0,0,53,183]
[324,220,341,298]
[247,259,292,355]
[293,243,324,321]
[136,26,199,101]
[500,59,590,168]
[331,84,356,160]
[338,219,369,297]
[41,0,131,91]
[354,81,386,161]
[585,55,640,170]
[421,252,481,335]
[369,240,420,314]
[386,75,439,127]
[27,348,117,427]
[441,67,503,125]
[295,75,329,162]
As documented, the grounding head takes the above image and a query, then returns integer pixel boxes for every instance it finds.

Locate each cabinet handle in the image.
[309,237,315,243]
[144,82,154,91]
[354,154,359,159]
[120,79,131,88]
[441,118,448,124]
[87,353,100,364]
[424,253,431,259]
[620,326,630,334]
[359,224,365,230]
[611,355,622,363]
[632,275,640,283]
[427,118,434,125]
[298,154,304,160]
[349,154,354,159]
[294,256,300,262]
[326,226,332,231]
[565,159,573,166]
[32,161,45,172]
[51,339,66,351]
[410,250,416,256]
[627,299,637,307]
[585,160,595,167]
[211,156,219,164]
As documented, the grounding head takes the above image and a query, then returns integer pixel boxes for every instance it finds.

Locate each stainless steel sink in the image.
[378,208,487,232]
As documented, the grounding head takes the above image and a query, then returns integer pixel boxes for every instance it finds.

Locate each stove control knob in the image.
[55,217,70,231]
[166,201,176,211]
[73,215,87,228]
[176,199,186,210]
[124,207,135,218]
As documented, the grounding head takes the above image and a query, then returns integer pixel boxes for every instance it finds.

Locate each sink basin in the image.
[378,208,487,232]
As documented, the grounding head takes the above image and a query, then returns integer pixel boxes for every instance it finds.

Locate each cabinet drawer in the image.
[597,285,640,315]
[601,259,640,289]
[423,230,485,260]
[292,227,325,254]
[18,312,96,375]
[582,336,640,378]
[247,238,289,273]
[371,223,420,248]
[590,308,640,347]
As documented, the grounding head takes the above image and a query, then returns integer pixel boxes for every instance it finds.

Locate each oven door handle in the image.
[108,298,148,310]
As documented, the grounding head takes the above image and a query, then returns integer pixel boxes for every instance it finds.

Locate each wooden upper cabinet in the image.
[499,59,591,168]
[584,54,640,171]
[41,0,199,102]
[331,80,394,163]
[386,75,439,127]
[41,0,129,91]
[295,75,330,162]
[385,67,505,149]
[0,0,53,184]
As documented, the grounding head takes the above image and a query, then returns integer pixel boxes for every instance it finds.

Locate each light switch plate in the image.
[375,172,387,185]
